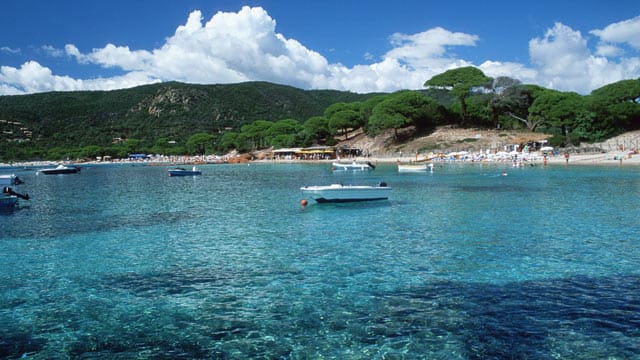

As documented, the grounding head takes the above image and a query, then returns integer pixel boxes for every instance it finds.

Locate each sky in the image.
[1,0,639,96]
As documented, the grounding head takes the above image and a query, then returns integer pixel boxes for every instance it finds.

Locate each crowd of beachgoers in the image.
[2,147,640,168]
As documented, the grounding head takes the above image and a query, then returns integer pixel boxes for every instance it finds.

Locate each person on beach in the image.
[564,152,570,164]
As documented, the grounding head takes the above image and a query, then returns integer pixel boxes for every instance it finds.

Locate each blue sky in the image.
[1,0,639,95]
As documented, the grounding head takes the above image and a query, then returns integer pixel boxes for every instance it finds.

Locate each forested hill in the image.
[0,81,375,156]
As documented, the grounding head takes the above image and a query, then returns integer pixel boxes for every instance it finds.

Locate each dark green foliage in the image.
[325,102,363,140]
[367,91,444,138]
[424,66,492,126]
[265,119,303,148]
[1,76,638,161]
[186,133,217,155]
[588,79,640,134]
[302,116,330,145]
[0,81,373,161]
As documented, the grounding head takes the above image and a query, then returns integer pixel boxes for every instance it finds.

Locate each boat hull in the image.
[39,165,80,174]
[168,169,202,176]
[0,195,18,209]
[331,162,374,171]
[301,184,391,203]
[398,164,429,172]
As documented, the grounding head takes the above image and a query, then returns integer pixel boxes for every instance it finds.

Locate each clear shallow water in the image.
[1,163,639,359]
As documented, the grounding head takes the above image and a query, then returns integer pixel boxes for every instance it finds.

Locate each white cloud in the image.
[529,22,591,91]
[590,15,640,50]
[528,22,640,94]
[1,46,21,55]
[0,61,79,93]
[386,27,478,70]
[0,7,482,95]
[0,60,159,93]
[595,43,623,57]
[1,7,640,96]
[41,45,65,57]
[479,60,538,85]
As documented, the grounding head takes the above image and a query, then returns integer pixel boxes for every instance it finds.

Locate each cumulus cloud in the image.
[590,15,640,50]
[386,27,478,69]
[1,61,79,93]
[5,6,435,94]
[1,7,639,95]
[595,43,623,57]
[528,21,640,94]
[0,60,159,93]
[479,60,538,85]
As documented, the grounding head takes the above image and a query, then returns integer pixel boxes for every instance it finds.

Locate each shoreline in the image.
[1,150,640,169]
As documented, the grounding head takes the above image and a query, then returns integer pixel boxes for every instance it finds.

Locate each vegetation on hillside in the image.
[0,82,374,161]
[1,70,639,162]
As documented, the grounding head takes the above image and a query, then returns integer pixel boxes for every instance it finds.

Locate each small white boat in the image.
[397,162,434,172]
[300,182,391,203]
[38,164,81,174]
[331,161,375,171]
[168,166,202,176]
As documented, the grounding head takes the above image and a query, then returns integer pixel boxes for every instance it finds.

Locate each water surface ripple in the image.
[1,163,639,358]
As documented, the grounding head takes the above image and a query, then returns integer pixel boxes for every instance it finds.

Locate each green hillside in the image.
[0,81,375,161]
[3,73,638,162]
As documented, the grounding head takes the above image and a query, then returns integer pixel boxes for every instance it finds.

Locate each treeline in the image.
[199,67,640,154]
[1,69,639,161]
[0,81,373,161]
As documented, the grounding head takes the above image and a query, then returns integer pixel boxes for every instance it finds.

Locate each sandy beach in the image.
[542,151,640,166]
[2,149,640,169]
[301,150,640,167]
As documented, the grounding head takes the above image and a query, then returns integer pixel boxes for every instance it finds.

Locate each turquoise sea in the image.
[1,162,639,359]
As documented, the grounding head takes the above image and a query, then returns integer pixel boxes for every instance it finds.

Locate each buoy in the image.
[300,199,308,206]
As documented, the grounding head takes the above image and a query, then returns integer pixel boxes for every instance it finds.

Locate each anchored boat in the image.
[397,162,434,172]
[331,161,375,171]
[300,182,391,203]
[38,164,81,174]
[168,166,202,176]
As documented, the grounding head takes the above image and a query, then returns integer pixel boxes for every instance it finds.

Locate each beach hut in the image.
[299,146,335,160]
[271,148,301,160]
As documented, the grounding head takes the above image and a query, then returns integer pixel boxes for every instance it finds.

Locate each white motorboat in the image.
[331,161,375,171]
[397,163,433,172]
[38,164,81,174]
[168,166,202,176]
[300,182,391,203]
